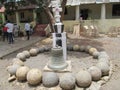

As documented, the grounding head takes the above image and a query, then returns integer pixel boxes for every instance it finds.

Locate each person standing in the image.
[5,20,14,44]
[2,23,8,41]
[25,22,30,40]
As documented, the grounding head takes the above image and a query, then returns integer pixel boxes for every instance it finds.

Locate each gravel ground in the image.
[0,35,120,90]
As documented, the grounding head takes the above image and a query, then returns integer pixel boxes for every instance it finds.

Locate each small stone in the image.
[8,75,16,82]
[16,53,26,61]
[29,48,38,56]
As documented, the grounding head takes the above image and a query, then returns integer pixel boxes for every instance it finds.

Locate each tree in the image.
[0,0,67,32]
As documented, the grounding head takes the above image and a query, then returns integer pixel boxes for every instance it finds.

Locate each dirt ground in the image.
[0,35,120,90]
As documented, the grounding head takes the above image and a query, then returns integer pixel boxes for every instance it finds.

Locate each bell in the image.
[48,47,68,70]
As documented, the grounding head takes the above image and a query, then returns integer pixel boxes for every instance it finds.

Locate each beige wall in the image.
[63,19,120,33]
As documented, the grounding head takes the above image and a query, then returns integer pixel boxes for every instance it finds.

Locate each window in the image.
[20,12,24,19]
[112,4,120,16]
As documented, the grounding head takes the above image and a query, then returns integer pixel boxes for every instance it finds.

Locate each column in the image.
[15,11,20,25]
[101,4,106,19]
[75,5,80,20]
[33,9,37,25]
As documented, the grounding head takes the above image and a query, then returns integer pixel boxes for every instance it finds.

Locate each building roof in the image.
[66,0,120,6]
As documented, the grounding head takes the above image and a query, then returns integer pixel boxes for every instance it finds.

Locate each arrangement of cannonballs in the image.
[6,44,113,90]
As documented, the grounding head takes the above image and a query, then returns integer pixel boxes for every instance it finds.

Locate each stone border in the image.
[6,44,113,90]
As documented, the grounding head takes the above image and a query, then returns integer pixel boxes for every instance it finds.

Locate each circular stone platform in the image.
[6,45,113,90]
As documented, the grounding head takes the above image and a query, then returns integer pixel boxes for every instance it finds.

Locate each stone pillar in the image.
[33,9,37,25]
[75,5,80,20]
[101,4,106,19]
[15,11,20,25]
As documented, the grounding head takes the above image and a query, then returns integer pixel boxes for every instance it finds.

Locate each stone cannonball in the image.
[88,66,102,81]
[67,45,73,51]
[42,72,59,87]
[16,53,26,61]
[27,68,42,85]
[73,44,80,51]
[76,70,92,88]
[12,58,24,66]
[39,47,45,53]
[7,64,21,75]
[79,45,85,52]
[22,50,30,58]
[98,51,109,59]
[16,66,30,81]
[98,58,109,65]
[92,51,100,59]
[60,73,76,90]
[85,45,92,53]
[29,48,38,56]
[96,62,110,76]
[89,48,97,55]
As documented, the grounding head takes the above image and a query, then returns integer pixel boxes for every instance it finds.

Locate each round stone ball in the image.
[85,45,92,53]
[16,66,30,81]
[22,50,30,58]
[76,70,92,88]
[88,66,102,81]
[96,62,110,76]
[79,45,85,52]
[7,64,21,75]
[98,51,109,59]
[92,51,100,59]
[67,45,73,51]
[12,58,24,66]
[60,73,76,90]
[73,44,80,51]
[89,48,97,55]
[29,48,38,56]
[98,58,109,65]
[27,68,42,85]
[42,72,59,87]
[16,53,26,61]
[39,47,45,53]
[44,46,51,52]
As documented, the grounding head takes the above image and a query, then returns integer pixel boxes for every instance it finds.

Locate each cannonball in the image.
[67,45,73,51]
[29,48,38,56]
[76,70,92,88]
[96,62,110,76]
[89,48,97,55]
[16,66,30,81]
[79,45,85,52]
[73,45,80,51]
[7,64,21,75]
[60,73,76,90]
[92,51,100,59]
[16,53,26,61]
[85,45,92,53]
[44,46,51,52]
[98,51,109,59]
[27,68,42,85]
[42,72,59,87]
[98,58,109,65]
[39,47,45,53]
[22,50,30,58]
[88,66,102,81]
[12,58,24,66]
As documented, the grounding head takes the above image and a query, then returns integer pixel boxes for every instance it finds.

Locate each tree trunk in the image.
[61,0,67,22]
[44,7,55,33]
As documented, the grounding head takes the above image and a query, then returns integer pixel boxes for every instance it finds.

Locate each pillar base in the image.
[44,61,71,72]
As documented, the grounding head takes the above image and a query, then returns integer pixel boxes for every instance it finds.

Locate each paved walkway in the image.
[0,36,44,59]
